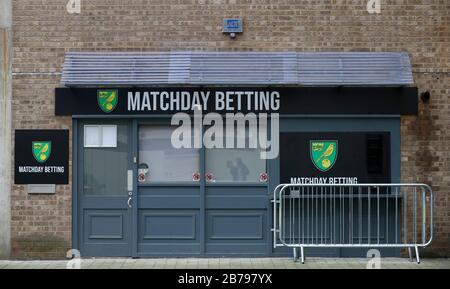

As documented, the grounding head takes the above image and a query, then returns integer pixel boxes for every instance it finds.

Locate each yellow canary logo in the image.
[32,141,51,163]
[310,141,338,172]
[97,89,118,113]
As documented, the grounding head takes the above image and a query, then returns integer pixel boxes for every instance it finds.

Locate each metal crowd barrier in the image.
[272,183,433,264]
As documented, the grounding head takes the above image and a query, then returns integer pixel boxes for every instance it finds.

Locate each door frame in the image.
[72,117,137,257]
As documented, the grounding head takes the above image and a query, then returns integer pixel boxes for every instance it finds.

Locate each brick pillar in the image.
[0,0,12,258]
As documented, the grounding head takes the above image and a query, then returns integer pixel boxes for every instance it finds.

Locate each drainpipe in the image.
[0,0,12,258]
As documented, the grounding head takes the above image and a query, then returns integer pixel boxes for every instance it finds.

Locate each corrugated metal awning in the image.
[61,51,414,86]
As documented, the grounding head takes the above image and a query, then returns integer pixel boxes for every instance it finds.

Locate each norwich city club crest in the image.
[310,140,338,172]
[32,141,51,163]
[97,89,118,113]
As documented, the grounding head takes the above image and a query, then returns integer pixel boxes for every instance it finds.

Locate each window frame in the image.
[83,125,117,148]
[136,121,269,186]
[138,124,201,184]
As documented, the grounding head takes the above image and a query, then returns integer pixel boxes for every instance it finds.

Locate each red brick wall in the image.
[11,0,449,258]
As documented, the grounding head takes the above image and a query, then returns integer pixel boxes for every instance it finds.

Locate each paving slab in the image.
[0,258,448,269]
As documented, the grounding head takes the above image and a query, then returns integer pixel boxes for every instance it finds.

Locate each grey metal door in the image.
[77,120,133,257]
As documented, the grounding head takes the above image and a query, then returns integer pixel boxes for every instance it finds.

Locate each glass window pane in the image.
[84,126,101,147]
[205,124,266,183]
[102,125,117,147]
[83,124,128,195]
[205,148,266,182]
[139,125,199,183]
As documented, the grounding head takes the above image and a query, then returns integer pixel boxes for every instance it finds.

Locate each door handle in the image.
[127,197,132,208]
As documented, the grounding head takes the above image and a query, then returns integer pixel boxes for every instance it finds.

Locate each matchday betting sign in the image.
[55,87,418,116]
[280,132,391,184]
[15,130,69,184]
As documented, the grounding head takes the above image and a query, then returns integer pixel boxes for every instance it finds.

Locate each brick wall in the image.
[11,75,71,259]
[11,0,449,258]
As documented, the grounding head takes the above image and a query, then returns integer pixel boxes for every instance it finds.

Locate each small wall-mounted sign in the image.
[259,172,268,183]
[223,18,243,38]
[223,18,243,33]
[15,130,69,184]
[27,184,56,194]
[138,163,149,183]
[205,172,214,182]
[192,172,200,182]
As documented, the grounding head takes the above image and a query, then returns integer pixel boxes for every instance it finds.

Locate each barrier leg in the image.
[300,246,305,264]
[408,247,413,262]
[293,248,298,262]
[415,246,420,264]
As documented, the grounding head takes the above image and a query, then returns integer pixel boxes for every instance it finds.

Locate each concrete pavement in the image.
[0,258,449,269]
